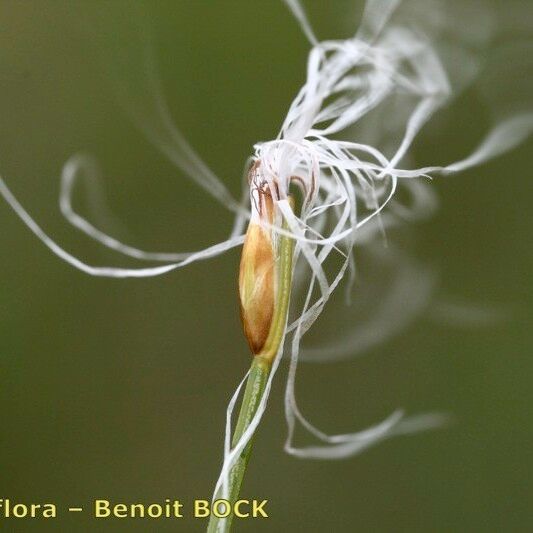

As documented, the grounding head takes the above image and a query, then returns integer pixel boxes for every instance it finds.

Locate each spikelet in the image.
[238,185,275,355]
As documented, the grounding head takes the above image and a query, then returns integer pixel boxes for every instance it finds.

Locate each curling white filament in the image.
[1,0,532,513]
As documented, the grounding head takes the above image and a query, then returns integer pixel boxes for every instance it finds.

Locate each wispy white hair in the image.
[1,0,532,507]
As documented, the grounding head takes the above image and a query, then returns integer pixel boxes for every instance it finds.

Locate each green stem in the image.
[207,206,295,533]
[207,355,270,533]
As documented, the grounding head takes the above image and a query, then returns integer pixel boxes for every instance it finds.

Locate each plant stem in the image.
[207,355,270,533]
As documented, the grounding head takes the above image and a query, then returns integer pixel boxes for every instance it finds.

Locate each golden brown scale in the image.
[238,190,275,355]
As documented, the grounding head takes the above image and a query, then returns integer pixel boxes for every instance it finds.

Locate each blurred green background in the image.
[1,1,532,531]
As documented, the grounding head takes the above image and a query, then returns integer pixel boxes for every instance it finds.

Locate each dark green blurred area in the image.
[1,1,532,531]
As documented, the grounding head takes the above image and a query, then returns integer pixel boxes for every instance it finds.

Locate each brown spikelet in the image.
[239,193,275,354]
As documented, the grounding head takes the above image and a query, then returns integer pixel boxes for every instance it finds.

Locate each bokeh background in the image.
[1,1,532,531]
